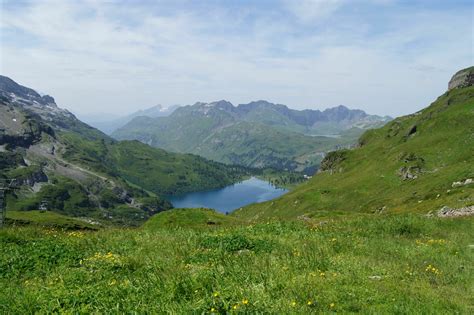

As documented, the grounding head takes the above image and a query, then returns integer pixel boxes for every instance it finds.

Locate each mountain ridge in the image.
[113,99,390,171]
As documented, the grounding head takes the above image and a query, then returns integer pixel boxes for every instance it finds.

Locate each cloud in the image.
[282,0,345,23]
[0,0,472,118]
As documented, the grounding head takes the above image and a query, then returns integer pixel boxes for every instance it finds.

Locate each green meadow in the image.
[1,209,472,313]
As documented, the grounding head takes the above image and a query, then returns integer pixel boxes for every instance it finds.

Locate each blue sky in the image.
[0,0,472,117]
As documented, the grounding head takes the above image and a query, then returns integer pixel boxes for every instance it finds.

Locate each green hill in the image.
[234,69,474,221]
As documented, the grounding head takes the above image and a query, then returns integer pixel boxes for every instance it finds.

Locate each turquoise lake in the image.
[168,177,288,213]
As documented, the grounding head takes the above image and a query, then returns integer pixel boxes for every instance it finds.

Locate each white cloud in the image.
[0,0,471,118]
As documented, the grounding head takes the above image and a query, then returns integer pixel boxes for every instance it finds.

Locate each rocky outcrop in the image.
[0,75,57,107]
[448,66,474,90]
[452,178,473,188]
[319,150,348,173]
[437,205,474,218]
[397,152,424,180]
[13,169,48,187]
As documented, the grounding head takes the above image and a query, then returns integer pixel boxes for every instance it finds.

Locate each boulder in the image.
[448,66,474,90]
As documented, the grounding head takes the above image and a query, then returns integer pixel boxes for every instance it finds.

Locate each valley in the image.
[2,0,474,312]
[1,63,473,313]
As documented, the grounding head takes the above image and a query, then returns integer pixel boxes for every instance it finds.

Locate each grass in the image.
[1,209,473,313]
[143,208,243,230]
[6,210,98,230]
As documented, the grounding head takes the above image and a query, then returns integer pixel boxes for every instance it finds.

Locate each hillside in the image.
[234,67,474,221]
[0,76,247,225]
[113,100,390,172]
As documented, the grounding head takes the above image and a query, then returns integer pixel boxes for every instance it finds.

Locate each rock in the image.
[319,150,348,173]
[437,205,474,218]
[448,66,474,90]
[297,215,311,221]
[452,178,473,188]
[398,166,420,180]
[406,125,417,136]
[369,276,382,280]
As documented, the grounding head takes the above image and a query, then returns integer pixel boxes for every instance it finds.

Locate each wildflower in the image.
[210,307,216,312]
[233,304,239,310]
[425,264,441,275]
[331,238,337,242]
[213,292,219,297]
[242,299,249,305]
[320,272,325,277]
[330,303,335,308]
[307,300,313,306]
[291,301,297,307]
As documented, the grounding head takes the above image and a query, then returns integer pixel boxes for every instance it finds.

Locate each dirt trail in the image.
[28,143,112,185]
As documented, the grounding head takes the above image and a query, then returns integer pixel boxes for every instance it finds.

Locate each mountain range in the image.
[82,104,180,134]
[0,75,247,225]
[113,100,391,172]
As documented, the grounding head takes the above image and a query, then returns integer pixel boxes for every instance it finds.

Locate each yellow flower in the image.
[213,292,219,297]
[307,301,313,306]
[242,299,249,305]
[210,307,216,312]
[330,303,335,308]
[291,301,297,307]
[233,304,239,310]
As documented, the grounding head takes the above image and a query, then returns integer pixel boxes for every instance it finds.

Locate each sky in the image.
[0,0,472,118]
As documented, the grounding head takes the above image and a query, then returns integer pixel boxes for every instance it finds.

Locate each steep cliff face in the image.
[448,66,474,90]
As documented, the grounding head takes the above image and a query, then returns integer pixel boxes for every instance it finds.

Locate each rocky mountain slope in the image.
[0,76,247,225]
[113,100,390,172]
[234,67,474,220]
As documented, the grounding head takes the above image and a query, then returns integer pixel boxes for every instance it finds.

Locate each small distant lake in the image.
[168,177,288,213]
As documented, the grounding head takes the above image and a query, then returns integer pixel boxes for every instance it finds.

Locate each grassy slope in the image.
[143,208,243,230]
[6,210,98,230]
[234,86,474,221]
[193,121,353,170]
[1,211,472,313]
[59,133,247,196]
